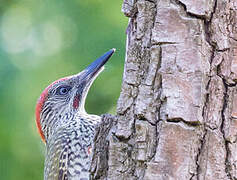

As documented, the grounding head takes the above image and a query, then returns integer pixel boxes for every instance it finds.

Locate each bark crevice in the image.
[220,79,233,180]
[196,128,207,180]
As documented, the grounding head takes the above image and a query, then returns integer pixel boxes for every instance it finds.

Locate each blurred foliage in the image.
[0,0,127,179]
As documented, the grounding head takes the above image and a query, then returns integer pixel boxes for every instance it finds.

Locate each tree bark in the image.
[91,0,237,179]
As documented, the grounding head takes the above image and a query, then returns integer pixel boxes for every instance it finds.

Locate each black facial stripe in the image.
[42,106,52,116]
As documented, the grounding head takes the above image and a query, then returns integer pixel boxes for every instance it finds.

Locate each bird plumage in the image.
[45,114,100,180]
[35,49,115,180]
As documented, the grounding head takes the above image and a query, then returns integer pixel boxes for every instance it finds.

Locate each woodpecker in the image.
[35,49,115,180]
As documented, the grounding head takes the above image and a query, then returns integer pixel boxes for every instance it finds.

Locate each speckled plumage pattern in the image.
[44,113,100,180]
[36,49,115,180]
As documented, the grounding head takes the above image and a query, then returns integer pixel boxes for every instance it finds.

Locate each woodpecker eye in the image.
[56,86,72,95]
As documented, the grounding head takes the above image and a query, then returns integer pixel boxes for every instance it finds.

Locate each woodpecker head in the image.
[35,49,115,142]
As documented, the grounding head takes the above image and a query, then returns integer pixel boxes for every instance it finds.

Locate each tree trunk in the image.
[91,0,237,179]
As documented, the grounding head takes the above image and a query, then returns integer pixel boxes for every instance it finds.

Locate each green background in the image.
[0,1,127,179]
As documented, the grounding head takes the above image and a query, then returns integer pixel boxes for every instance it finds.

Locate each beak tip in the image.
[111,48,116,53]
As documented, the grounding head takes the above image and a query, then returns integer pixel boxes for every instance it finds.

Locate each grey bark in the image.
[91,0,237,179]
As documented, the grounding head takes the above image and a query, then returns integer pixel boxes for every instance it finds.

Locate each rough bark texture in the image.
[91,0,237,179]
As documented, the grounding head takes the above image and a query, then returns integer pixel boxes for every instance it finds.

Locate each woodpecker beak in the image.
[81,48,116,81]
[73,48,116,112]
